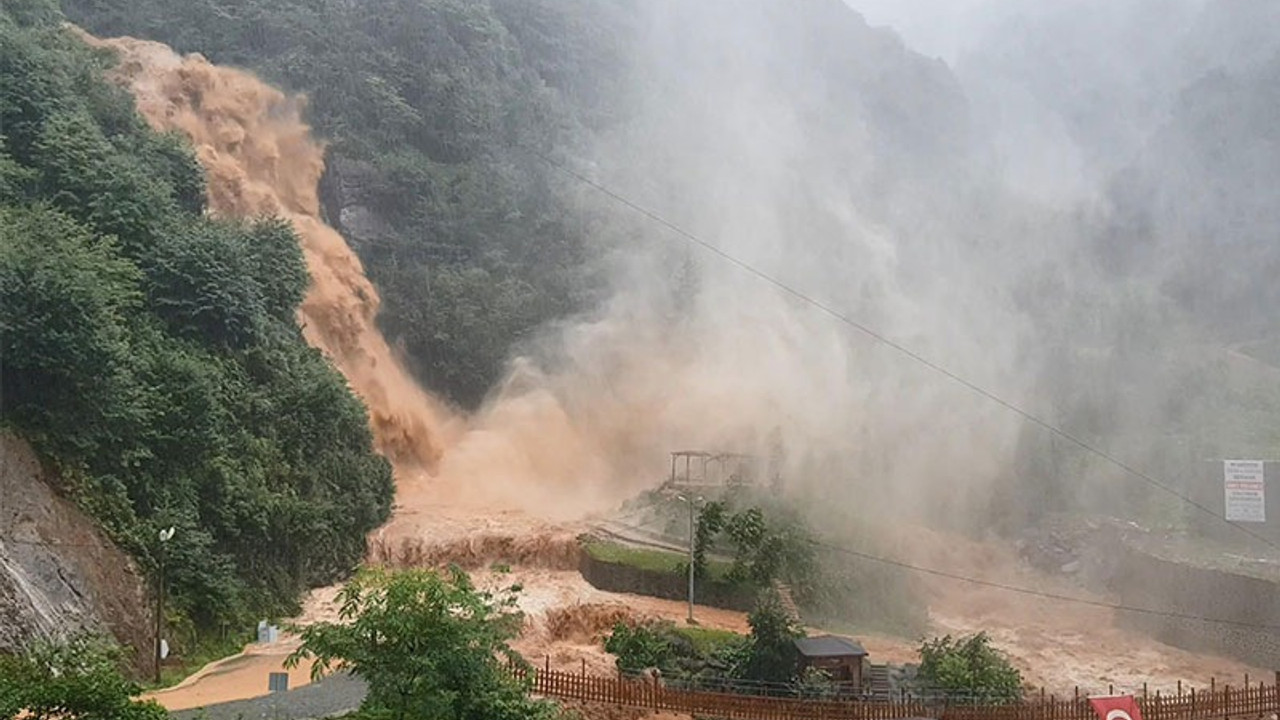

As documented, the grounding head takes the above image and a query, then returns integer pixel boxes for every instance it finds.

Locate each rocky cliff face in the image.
[0,433,153,676]
[318,155,393,254]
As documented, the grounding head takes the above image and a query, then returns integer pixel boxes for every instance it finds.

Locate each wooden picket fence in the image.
[509,666,1280,720]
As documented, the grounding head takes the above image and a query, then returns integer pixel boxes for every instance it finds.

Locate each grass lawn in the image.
[582,541,926,642]
[582,539,735,580]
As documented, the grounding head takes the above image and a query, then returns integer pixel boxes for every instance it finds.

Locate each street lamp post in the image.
[155,526,175,684]
[677,494,701,624]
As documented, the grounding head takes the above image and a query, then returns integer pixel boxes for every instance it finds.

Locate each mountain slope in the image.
[0,432,152,675]
[0,1,393,656]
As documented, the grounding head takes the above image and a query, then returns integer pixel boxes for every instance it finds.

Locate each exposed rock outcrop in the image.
[319,156,394,252]
[0,433,153,676]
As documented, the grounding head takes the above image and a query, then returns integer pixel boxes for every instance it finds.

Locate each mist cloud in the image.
[459,0,1280,543]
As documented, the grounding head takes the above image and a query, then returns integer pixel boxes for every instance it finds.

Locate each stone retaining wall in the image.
[1097,541,1280,668]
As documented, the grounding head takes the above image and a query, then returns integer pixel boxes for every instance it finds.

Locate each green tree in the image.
[917,632,1024,704]
[696,502,818,595]
[287,567,559,720]
[737,590,803,686]
[0,634,167,720]
[692,500,726,580]
[0,204,142,453]
[3,0,60,28]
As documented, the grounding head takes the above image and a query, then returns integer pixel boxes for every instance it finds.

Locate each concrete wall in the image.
[1095,540,1280,669]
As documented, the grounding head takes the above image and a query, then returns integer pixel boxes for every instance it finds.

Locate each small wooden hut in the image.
[794,634,868,691]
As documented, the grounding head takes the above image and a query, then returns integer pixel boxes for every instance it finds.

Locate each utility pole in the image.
[155,526,175,684]
[678,494,700,624]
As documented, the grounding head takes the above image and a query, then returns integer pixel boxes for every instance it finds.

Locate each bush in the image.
[603,621,677,674]
[0,634,167,720]
[602,620,752,685]
[917,632,1024,704]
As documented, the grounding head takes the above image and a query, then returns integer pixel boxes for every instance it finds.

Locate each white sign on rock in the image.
[1224,459,1266,522]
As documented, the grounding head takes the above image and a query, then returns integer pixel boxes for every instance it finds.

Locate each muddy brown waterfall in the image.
[83,33,451,472]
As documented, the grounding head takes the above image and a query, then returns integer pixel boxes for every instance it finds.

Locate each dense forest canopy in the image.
[0,0,393,633]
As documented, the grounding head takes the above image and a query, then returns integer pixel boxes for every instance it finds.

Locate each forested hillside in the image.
[0,0,392,636]
[63,0,622,408]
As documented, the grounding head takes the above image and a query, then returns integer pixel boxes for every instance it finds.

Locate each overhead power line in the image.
[532,149,1280,555]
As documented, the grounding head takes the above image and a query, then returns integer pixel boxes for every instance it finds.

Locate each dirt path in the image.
[143,639,315,710]
[166,673,366,720]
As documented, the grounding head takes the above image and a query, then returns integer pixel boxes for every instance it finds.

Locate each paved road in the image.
[169,672,366,720]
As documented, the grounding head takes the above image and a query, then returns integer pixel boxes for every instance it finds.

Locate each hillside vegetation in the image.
[63,0,617,409]
[0,0,393,638]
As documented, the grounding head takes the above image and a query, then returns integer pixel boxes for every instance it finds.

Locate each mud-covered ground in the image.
[168,673,365,720]
[152,507,1264,714]
[872,523,1266,693]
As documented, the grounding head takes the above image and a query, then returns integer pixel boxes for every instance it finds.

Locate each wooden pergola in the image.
[666,450,760,490]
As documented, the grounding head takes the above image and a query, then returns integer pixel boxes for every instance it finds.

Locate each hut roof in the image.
[793,635,868,658]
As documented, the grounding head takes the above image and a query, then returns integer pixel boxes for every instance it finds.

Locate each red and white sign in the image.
[1224,459,1266,522]
[1089,695,1144,720]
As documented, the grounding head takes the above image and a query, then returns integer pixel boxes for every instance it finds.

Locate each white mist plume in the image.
[451,0,1033,529]
[459,0,1280,537]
